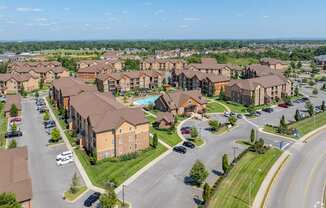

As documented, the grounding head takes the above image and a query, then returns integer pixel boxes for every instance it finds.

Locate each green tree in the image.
[294,86,299,96]
[297,61,302,69]
[152,133,158,148]
[191,127,198,138]
[43,112,50,121]
[51,128,61,143]
[219,88,225,101]
[10,104,18,117]
[123,59,140,71]
[294,109,301,121]
[250,128,256,144]
[202,182,211,204]
[69,172,80,194]
[39,79,44,89]
[322,101,325,112]
[308,80,315,86]
[290,61,296,69]
[208,120,220,132]
[222,154,229,174]
[312,88,318,95]
[8,139,17,149]
[228,115,237,126]
[305,101,314,117]
[279,115,288,134]
[11,122,17,132]
[247,105,255,115]
[99,188,117,208]
[34,91,39,98]
[189,160,208,186]
[0,192,21,208]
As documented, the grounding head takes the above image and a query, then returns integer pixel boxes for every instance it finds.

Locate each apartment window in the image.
[112,139,115,145]
[120,129,122,133]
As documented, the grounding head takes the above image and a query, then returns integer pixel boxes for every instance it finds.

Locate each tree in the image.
[19,84,26,96]
[297,61,302,69]
[294,109,301,121]
[8,139,17,149]
[11,122,17,132]
[34,91,39,98]
[51,128,61,143]
[152,133,158,148]
[279,115,288,134]
[208,120,220,131]
[69,172,80,194]
[309,80,315,86]
[290,61,296,69]
[219,88,225,101]
[250,128,256,144]
[305,101,314,117]
[191,127,198,139]
[10,104,18,117]
[322,101,325,112]
[39,79,44,89]
[43,112,50,121]
[99,188,117,208]
[0,192,21,208]
[321,83,326,91]
[189,160,208,186]
[202,183,211,203]
[313,88,318,95]
[123,59,140,71]
[294,86,299,96]
[247,105,255,115]
[252,138,266,154]
[228,116,237,126]
[222,154,229,174]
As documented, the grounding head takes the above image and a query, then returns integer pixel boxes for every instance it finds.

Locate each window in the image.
[120,129,122,133]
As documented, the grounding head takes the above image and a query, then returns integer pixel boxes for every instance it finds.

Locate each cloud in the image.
[63,8,70,11]
[25,22,56,27]
[17,7,43,12]
[235,13,245,17]
[34,18,48,22]
[179,24,189,28]
[104,12,112,16]
[154,9,165,15]
[6,20,16,24]
[183,17,200,21]
[143,2,152,6]
[122,10,128,14]
[0,6,8,10]
[263,15,270,18]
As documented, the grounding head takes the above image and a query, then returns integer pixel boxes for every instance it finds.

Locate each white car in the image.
[56,156,73,166]
[224,112,230,117]
[56,150,73,161]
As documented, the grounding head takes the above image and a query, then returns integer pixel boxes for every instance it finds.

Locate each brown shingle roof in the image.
[260,58,286,65]
[97,70,162,81]
[4,95,21,113]
[177,70,230,83]
[52,77,96,97]
[12,66,67,74]
[159,90,207,110]
[246,64,283,77]
[77,63,114,73]
[0,146,32,203]
[0,73,37,82]
[156,112,175,123]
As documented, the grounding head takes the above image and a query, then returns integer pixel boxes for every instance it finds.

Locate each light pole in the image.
[122,185,126,206]
[232,146,239,161]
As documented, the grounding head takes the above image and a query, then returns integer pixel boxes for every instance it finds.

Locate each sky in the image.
[0,0,325,41]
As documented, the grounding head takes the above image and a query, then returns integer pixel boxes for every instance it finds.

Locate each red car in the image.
[278,103,288,108]
[10,117,22,123]
[181,129,191,134]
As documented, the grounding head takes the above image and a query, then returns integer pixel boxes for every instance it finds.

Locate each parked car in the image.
[224,112,230,117]
[181,126,191,131]
[173,146,187,154]
[5,130,23,138]
[183,141,195,149]
[56,157,73,166]
[255,111,262,116]
[44,122,56,129]
[181,129,191,134]
[230,112,236,116]
[56,150,73,161]
[262,108,274,113]
[0,96,5,103]
[38,107,49,113]
[10,117,22,124]
[237,114,243,119]
[84,192,101,207]
[44,120,55,126]
[278,103,288,108]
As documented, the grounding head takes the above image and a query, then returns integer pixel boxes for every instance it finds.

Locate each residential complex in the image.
[225,74,293,106]
[172,70,230,96]
[154,90,207,115]
[51,77,97,110]
[140,58,186,71]
[69,91,150,160]
[242,64,282,79]
[154,112,176,129]
[96,70,164,94]
[0,147,32,208]
[4,94,22,117]
[315,55,326,70]
[0,73,39,95]
[260,58,288,70]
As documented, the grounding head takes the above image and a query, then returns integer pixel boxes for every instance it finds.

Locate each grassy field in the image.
[150,127,182,146]
[75,142,167,188]
[208,148,282,208]
[224,57,258,66]
[218,100,247,113]
[64,186,87,201]
[207,102,226,113]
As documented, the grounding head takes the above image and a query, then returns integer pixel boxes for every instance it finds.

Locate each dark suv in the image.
[84,192,101,207]
[183,141,195,149]
[173,146,187,154]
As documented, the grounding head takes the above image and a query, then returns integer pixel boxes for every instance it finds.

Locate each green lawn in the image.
[0,103,7,148]
[64,186,87,201]
[207,102,226,113]
[150,127,182,146]
[75,142,167,188]
[218,100,247,113]
[208,148,282,208]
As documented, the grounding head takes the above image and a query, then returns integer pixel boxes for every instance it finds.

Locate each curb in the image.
[64,187,89,204]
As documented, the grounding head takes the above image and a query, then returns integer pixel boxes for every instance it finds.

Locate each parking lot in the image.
[17,97,89,208]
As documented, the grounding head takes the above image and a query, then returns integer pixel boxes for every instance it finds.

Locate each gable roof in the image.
[176,70,230,83]
[0,73,37,82]
[260,58,287,65]
[246,64,283,77]
[97,70,162,81]
[0,146,32,203]
[159,90,207,110]
[4,94,22,113]
[52,77,97,97]
[156,112,175,123]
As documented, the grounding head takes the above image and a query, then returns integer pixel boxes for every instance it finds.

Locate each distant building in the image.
[260,58,288,70]
[0,147,32,208]
[77,60,123,71]
[242,64,283,79]
[0,74,39,95]
[140,58,186,71]
[154,90,207,115]
[315,55,326,70]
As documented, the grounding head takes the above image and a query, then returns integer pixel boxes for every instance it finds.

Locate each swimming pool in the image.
[133,95,160,106]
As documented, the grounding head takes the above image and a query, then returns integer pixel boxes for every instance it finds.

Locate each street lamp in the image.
[122,185,126,206]
[232,146,239,161]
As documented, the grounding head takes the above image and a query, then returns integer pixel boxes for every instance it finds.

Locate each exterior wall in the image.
[21,199,32,208]
[6,79,19,94]
[96,130,115,160]
[58,70,69,78]
[158,120,171,129]
[22,78,39,92]
[77,72,96,82]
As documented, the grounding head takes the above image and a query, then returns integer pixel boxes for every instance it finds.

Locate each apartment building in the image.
[315,55,326,70]
[51,77,97,110]
[77,60,123,71]
[69,91,150,160]
[140,58,186,71]
[0,73,39,95]
[0,147,32,208]
[154,90,207,115]
[187,58,242,78]
[96,70,163,93]
[8,61,62,69]
[225,74,293,106]
[172,70,230,96]
[4,94,22,117]
[242,64,283,79]
[77,64,116,82]
[260,58,288,70]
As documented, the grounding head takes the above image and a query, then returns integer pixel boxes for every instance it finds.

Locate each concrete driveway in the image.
[18,98,88,208]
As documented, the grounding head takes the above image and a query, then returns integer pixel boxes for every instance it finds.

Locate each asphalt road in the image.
[18,98,89,208]
[266,130,326,208]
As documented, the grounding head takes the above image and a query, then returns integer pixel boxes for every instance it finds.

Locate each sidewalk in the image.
[44,97,105,193]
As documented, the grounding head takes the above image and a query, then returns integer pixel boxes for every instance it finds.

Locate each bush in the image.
[189,160,209,186]
[8,139,17,149]
[50,128,61,143]
[313,88,318,95]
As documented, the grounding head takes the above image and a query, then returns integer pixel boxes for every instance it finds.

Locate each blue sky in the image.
[0,0,325,40]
